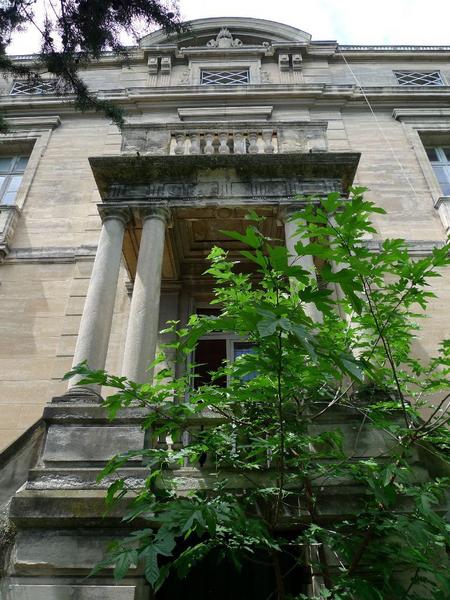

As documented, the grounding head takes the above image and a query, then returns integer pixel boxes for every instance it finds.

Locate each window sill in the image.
[435,196,450,209]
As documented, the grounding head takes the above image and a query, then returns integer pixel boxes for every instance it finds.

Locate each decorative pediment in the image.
[206,27,243,48]
[139,17,311,50]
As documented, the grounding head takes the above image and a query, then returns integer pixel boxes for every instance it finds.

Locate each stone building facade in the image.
[0,17,449,599]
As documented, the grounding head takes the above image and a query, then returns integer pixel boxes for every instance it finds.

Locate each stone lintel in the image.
[89,152,360,201]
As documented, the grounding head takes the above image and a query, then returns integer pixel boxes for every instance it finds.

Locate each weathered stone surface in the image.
[6,584,137,600]
[42,426,144,462]
[12,530,118,572]
[9,489,127,526]
[0,422,44,508]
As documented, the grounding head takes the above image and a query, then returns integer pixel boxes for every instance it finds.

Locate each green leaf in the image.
[339,355,364,381]
[153,529,176,556]
[291,324,318,361]
[257,315,278,337]
[143,548,159,586]
[113,550,137,580]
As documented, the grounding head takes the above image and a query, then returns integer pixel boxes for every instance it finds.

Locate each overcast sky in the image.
[7,0,450,54]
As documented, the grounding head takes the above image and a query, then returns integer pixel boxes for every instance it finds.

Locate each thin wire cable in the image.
[337,46,420,200]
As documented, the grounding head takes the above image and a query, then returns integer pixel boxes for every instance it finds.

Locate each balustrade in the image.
[170,129,277,155]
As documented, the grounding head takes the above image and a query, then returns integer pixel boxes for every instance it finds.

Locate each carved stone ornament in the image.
[207,27,243,48]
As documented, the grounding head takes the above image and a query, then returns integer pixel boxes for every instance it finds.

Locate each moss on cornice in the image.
[90,152,360,199]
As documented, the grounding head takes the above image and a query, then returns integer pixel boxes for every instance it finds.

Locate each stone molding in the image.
[339,44,450,56]
[393,108,450,123]
[3,85,450,116]
[434,196,450,233]
[90,153,359,202]
[97,204,131,225]
[4,115,61,130]
[177,105,273,121]
[392,109,450,233]
[5,244,97,263]
[0,128,54,258]
[108,179,342,204]
[0,205,20,261]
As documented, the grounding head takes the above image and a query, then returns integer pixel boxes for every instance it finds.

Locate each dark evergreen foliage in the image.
[0,0,182,131]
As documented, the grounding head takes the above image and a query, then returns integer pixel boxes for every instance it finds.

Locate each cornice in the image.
[2,84,450,115]
[122,119,327,130]
[4,115,61,129]
[338,45,450,59]
[8,43,450,67]
[7,47,144,66]
[0,83,450,123]
[393,108,450,121]
[5,245,98,263]
[89,152,360,200]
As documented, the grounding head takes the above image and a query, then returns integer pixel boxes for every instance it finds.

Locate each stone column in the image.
[68,206,129,394]
[283,206,323,323]
[122,205,169,384]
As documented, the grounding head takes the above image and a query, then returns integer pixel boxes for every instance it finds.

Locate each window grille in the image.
[426,146,450,195]
[200,69,250,85]
[394,71,444,86]
[9,78,61,96]
[0,155,29,205]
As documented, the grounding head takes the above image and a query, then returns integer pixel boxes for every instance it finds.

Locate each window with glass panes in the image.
[200,69,250,85]
[425,147,450,196]
[193,307,254,387]
[0,156,29,205]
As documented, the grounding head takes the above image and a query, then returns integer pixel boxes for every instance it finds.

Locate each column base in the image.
[53,386,103,404]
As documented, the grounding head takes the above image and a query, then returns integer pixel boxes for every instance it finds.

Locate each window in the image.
[194,336,254,387]
[425,146,450,195]
[193,307,254,387]
[0,156,29,205]
[394,71,444,86]
[200,69,250,85]
[9,78,61,96]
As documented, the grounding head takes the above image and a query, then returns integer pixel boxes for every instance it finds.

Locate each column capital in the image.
[279,203,305,223]
[139,204,171,224]
[97,204,131,225]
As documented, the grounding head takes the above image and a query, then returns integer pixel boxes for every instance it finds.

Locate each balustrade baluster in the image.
[248,131,259,154]
[174,133,186,155]
[189,133,200,155]
[233,132,245,154]
[262,130,275,153]
[204,132,215,154]
[218,132,230,154]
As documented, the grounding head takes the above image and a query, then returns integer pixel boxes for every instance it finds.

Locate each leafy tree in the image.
[68,189,450,599]
[0,0,182,131]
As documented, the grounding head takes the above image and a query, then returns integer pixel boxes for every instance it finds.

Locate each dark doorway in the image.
[194,338,227,387]
[156,548,310,599]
